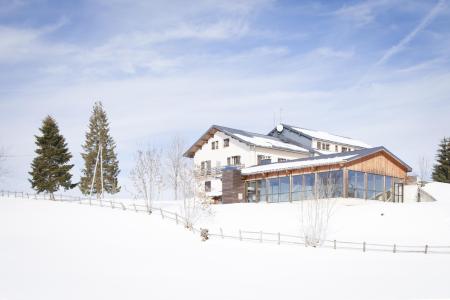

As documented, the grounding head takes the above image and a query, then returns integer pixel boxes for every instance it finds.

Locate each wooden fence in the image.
[2,190,450,255]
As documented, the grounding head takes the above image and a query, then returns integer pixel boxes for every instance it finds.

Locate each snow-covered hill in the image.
[1,196,450,300]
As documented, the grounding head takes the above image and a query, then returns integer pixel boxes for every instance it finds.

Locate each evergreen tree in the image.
[79,102,120,196]
[432,137,450,183]
[29,116,75,199]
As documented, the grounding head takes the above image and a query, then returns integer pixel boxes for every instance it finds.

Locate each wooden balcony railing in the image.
[195,164,245,178]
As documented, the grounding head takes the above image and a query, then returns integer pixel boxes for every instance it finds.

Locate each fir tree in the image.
[79,102,120,196]
[29,116,75,199]
[432,137,450,183]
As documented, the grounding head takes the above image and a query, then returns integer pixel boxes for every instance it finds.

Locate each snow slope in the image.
[159,196,450,245]
[1,197,450,300]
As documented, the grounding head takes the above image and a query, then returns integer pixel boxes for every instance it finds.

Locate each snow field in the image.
[1,195,450,299]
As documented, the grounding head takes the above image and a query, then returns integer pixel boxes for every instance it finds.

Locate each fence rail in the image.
[2,190,450,255]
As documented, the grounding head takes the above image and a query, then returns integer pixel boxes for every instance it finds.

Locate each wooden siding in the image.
[345,152,407,179]
[222,169,245,204]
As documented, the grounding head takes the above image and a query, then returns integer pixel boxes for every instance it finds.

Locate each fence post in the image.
[239,229,242,241]
[278,232,280,245]
[220,228,224,239]
[393,244,396,253]
[334,240,337,250]
[363,242,366,252]
[175,213,178,225]
[260,231,263,243]
[133,204,137,212]
[110,199,113,208]
[79,197,82,204]
[424,245,428,254]
[160,208,164,219]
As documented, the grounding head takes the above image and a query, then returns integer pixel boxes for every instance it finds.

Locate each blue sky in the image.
[1,0,449,195]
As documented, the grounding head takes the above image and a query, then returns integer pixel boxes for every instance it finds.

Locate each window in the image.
[317,141,321,149]
[200,160,211,174]
[279,176,290,202]
[342,147,348,152]
[224,138,230,147]
[246,181,257,202]
[348,170,365,198]
[205,181,211,192]
[257,155,271,165]
[278,158,287,162]
[257,179,267,202]
[335,145,339,152]
[227,155,241,166]
[211,141,219,150]
[291,175,303,201]
[304,174,315,199]
[368,173,384,200]
[266,176,290,203]
[385,176,393,201]
[317,170,343,198]
[325,143,330,151]
[268,178,279,203]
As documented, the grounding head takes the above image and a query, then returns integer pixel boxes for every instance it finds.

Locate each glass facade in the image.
[348,170,365,199]
[245,170,402,203]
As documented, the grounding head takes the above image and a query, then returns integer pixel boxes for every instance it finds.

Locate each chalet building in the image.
[184,124,411,203]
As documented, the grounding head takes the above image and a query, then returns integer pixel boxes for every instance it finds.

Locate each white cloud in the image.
[334,0,392,25]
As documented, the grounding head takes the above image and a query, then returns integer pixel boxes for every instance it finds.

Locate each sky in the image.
[0,0,449,197]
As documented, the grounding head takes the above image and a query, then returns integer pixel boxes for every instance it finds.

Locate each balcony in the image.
[195,164,245,178]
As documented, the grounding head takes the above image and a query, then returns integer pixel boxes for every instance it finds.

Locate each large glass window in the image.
[268,178,279,203]
[317,170,343,198]
[304,173,315,200]
[257,179,267,202]
[385,176,393,201]
[279,176,290,202]
[292,175,303,201]
[348,170,365,199]
[368,173,384,200]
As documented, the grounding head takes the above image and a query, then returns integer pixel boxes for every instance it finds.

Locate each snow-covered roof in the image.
[241,146,412,175]
[242,155,356,175]
[184,125,310,158]
[283,124,371,148]
[233,133,309,153]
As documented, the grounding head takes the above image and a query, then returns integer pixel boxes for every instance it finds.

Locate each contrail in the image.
[374,0,446,67]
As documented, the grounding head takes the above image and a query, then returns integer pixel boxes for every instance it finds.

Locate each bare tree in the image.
[178,162,212,229]
[130,146,163,211]
[300,172,339,247]
[418,156,430,187]
[166,135,186,200]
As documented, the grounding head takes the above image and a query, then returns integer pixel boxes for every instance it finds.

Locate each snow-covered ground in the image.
[157,182,450,245]
[1,182,450,299]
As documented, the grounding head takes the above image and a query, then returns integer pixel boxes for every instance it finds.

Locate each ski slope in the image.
[1,193,450,300]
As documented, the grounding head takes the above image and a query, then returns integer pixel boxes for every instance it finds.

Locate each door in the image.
[394,182,404,203]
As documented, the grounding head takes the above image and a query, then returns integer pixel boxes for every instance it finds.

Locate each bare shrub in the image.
[300,172,339,247]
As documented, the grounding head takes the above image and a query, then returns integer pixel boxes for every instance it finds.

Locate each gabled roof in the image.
[241,146,412,175]
[270,124,371,149]
[183,125,311,158]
